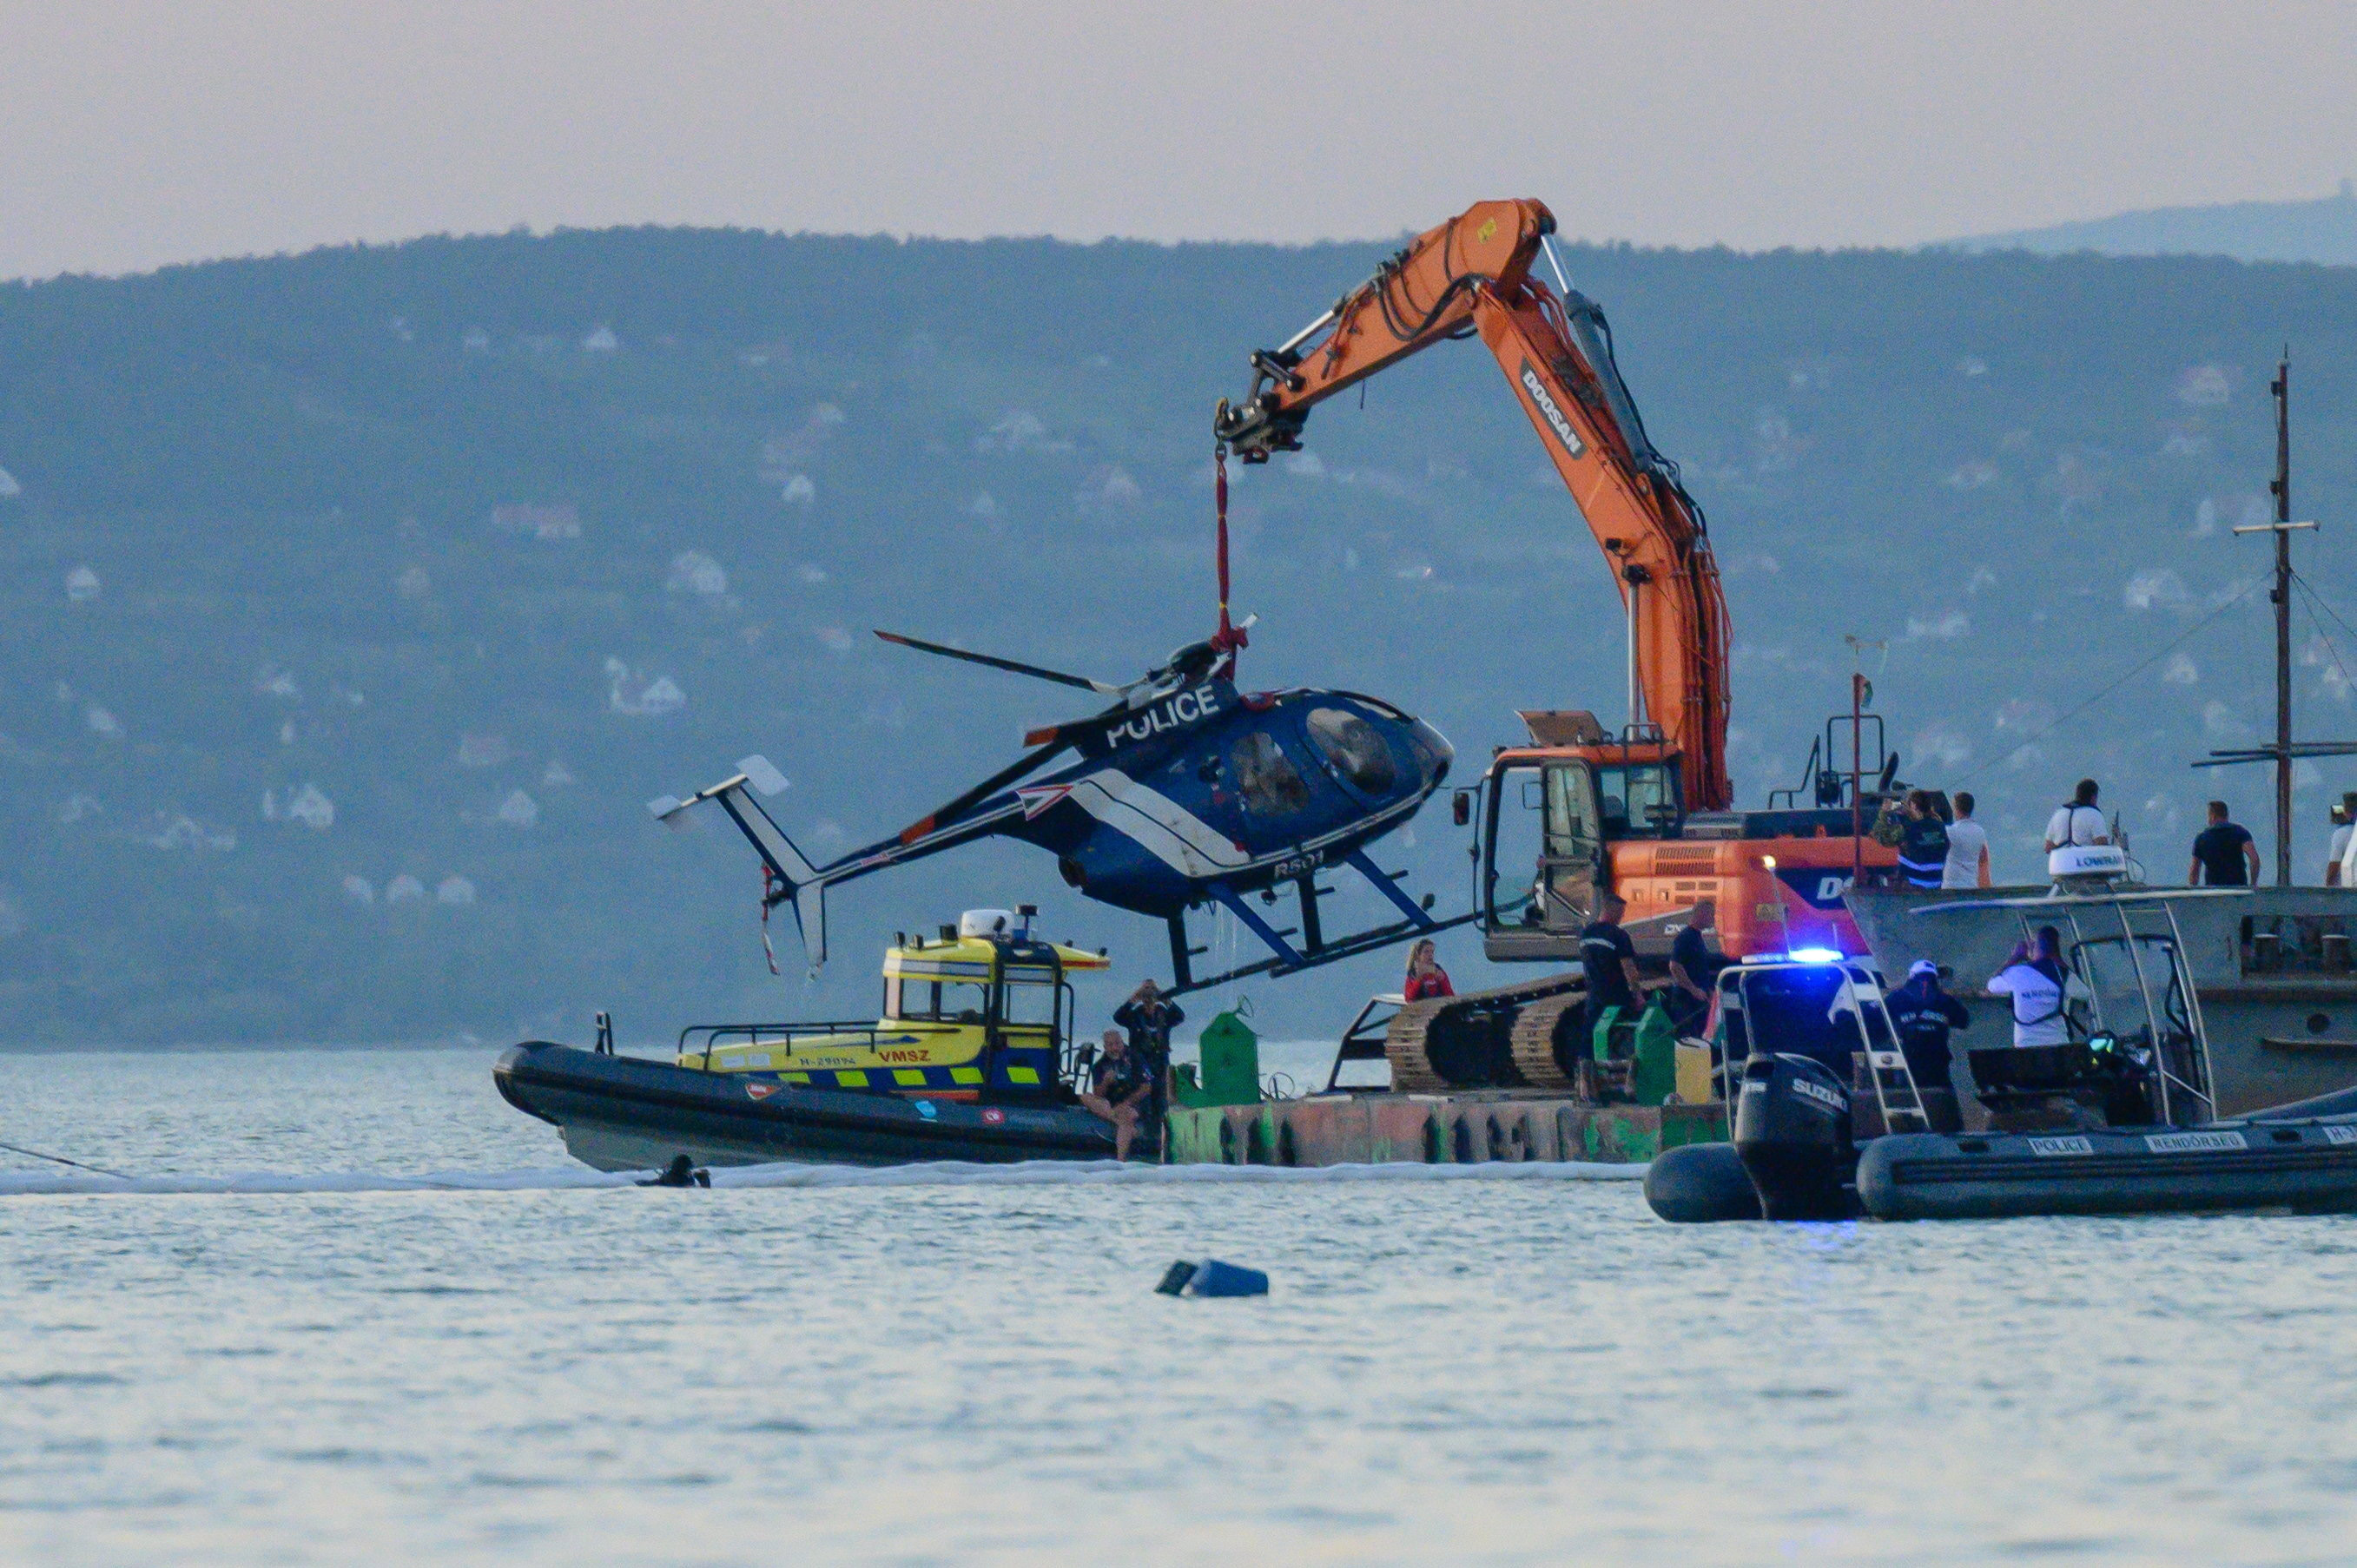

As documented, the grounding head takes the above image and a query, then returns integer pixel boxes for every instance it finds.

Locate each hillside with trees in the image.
[5,227,2357,1044]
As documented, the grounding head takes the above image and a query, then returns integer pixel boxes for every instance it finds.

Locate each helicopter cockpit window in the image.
[1305,708,1397,794]
[1231,732,1311,816]
[898,979,989,1024]
[1000,968,1059,1028]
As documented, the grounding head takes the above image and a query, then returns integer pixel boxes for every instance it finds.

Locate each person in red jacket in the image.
[1403,938,1455,1001]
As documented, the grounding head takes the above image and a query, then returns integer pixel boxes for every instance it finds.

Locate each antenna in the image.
[2198,348,2357,881]
[1843,636,1888,885]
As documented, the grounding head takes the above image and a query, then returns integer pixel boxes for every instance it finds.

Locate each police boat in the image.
[494,909,1131,1169]
[1647,860,2357,1222]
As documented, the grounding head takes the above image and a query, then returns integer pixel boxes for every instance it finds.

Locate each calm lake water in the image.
[3,1045,2356,1566]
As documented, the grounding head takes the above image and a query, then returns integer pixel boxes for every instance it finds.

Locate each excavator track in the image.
[1384,973,1585,1093]
[1505,988,1591,1090]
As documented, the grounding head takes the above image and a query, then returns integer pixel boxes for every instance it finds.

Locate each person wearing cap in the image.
[1885,959,1971,1133]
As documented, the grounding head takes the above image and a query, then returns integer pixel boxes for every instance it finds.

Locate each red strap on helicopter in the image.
[759,866,783,976]
[1210,443,1249,660]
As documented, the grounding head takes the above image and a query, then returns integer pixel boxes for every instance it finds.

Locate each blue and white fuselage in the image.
[659,679,1456,989]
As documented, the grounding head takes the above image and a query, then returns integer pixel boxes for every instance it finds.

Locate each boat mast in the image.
[2270,355,2294,887]
[2202,350,2357,882]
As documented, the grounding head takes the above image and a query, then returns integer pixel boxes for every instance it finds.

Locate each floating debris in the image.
[1156,1259,1269,1298]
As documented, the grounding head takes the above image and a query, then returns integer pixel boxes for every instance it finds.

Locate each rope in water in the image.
[0,1139,127,1179]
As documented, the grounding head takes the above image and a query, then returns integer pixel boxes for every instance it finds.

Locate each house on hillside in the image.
[490,504,581,540]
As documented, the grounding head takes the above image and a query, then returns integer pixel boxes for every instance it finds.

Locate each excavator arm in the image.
[1215,198,1733,811]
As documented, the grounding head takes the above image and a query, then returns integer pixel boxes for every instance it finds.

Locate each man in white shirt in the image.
[1943,790,1992,888]
[2327,794,2355,886]
[1986,928,2070,1048]
[2043,779,2109,852]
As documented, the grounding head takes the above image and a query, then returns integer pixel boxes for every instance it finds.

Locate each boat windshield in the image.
[895,979,988,1024]
[1721,962,1890,1076]
[1000,968,1058,1029]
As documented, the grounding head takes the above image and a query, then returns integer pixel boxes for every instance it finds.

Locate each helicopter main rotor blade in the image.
[875,630,1128,695]
[896,736,1075,845]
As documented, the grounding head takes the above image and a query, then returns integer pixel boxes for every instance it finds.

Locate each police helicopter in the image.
[650,508,1470,994]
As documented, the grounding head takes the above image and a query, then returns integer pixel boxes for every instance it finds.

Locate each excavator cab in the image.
[1474,718,1687,961]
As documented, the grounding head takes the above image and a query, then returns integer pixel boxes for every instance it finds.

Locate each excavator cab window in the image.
[1594,762,1682,840]
[1482,761,1601,935]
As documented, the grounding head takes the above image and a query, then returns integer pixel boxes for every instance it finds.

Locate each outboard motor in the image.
[1733,1052,1858,1221]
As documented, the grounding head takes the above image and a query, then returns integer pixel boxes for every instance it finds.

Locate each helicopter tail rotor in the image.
[649,756,831,965]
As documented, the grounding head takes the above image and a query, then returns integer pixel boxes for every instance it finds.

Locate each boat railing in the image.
[676,1021,911,1071]
[1325,993,1404,1093]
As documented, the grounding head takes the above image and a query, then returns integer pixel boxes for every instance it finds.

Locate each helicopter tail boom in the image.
[650,757,831,965]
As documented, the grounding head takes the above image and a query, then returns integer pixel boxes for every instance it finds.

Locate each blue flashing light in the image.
[1786,946,1845,965]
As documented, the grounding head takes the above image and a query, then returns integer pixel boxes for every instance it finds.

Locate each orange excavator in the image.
[1217,198,1900,1090]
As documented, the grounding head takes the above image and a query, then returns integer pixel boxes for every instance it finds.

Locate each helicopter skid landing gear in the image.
[1163,860,1480,997]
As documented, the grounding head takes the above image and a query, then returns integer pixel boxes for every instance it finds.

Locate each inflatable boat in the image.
[495,910,1127,1170]
[1645,876,2357,1222]
[494,1039,1117,1169]
[1647,1055,2357,1223]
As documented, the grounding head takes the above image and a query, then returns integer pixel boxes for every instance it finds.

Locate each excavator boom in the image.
[1215,198,1733,810]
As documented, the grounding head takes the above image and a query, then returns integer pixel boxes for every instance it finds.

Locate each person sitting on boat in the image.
[2327,794,2356,886]
[1113,980,1185,1150]
[2043,780,2109,852]
[1896,791,1951,890]
[1886,959,1970,1132]
[1986,927,2070,1049]
[1403,938,1455,1001]
[1079,1029,1154,1160]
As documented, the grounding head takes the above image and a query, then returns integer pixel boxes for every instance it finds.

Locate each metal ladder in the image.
[1843,969,1932,1136]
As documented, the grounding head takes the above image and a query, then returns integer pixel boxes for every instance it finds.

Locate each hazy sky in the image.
[9,0,2357,280]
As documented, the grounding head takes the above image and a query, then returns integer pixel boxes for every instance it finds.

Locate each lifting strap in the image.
[1210,442,1249,664]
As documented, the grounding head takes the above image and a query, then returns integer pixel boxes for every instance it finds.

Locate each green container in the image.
[1629,996,1679,1108]
[1588,996,1680,1108]
[1174,1011,1262,1108]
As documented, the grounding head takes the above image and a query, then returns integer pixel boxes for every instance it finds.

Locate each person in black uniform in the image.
[1896,790,1952,890]
[1667,898,1721,1037]
[1581,893,1642,1039]
[1884,958,1970,1133]
[1112,979,1185,1157]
